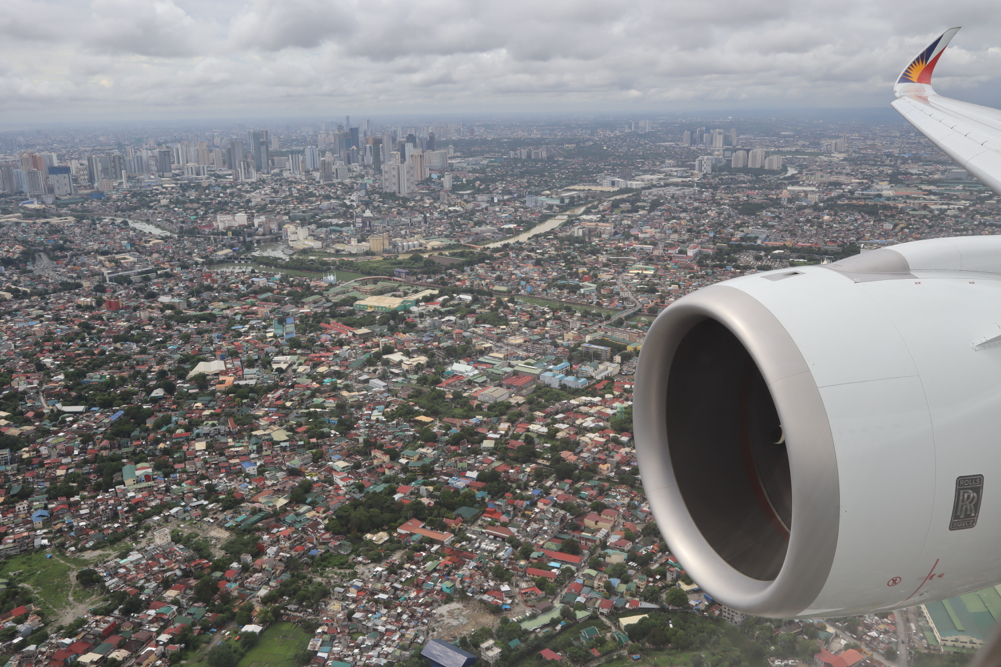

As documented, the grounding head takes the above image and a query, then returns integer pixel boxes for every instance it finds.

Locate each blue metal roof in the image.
[421,640,477,667]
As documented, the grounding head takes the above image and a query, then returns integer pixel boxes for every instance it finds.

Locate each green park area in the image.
[237,622,312,667]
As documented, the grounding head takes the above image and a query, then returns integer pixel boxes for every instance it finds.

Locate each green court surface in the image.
[237,622,311,667]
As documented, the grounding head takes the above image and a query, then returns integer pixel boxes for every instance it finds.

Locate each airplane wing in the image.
[892,27,1001,195]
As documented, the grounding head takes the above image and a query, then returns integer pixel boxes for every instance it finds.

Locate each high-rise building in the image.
[0,164,14,194]
[411,150,428,181]
[47,166,73,196]
[228,140,245,170]
[108,153,125,183]
[427,132,436,151]
[25,169,45,195]
[156,149,173,175]
[382,153,416,196]
[369,232,390,254]
[21,153,44,172]
[764,155,783,171]
[748,148,766,169]
[304,146,320,171]
[695,156,716,173]
[319,157,334,183]
[250,130,270,174]
[87,155,103,185]
[731,150,747,168]
[425,150,449,169]
[381,131,394,163]
[682,131,692,146]
[12,169,28,194]
[728,128,737,146]
[712,130,725,149]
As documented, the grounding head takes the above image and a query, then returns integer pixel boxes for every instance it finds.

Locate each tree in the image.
[559,539,581,555]
[666,586,689,607]
[207,643,238,667]
[235,604,254,626]
[648,626,668,646]
[553,462,575,481]
[884,647,898,661]
[193,576,216,603]
[77,568,102,587]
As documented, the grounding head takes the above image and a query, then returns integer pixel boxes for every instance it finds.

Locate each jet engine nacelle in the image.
[635,236,1001,618]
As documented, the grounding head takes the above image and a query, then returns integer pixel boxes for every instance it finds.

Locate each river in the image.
[121,219,175,237]
[485,195,632,248]
[485,202,593,248]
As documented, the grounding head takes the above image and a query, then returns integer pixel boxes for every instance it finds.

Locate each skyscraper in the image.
[748,148,766,169]
[304,146,320,171]
[228,140,245,169]
[87,155,103,185]
[250,130,270,174]
[156,149,173,176]
[764,155,783,171]
[47,166,73,196]
[319,157,334,183]
[108,153,125,183]
[0,165,14,194]
[25,169,45,195]
[21,153,44,172]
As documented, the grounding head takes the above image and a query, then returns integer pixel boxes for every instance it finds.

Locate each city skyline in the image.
[4,0,1001,124]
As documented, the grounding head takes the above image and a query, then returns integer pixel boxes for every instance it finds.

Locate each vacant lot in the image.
[0,552,95,619]
[430,600,501,642]
[238,622,311,667]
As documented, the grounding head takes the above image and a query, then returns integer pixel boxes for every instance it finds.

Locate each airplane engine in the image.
[634,236,1001,618]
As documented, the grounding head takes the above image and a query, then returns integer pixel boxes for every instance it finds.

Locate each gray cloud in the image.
[229,0,357,51]
[2,0,1001,124]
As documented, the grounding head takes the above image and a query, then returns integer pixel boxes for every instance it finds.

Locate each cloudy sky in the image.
[3,0,1001,125]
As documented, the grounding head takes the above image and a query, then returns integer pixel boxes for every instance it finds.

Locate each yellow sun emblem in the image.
[904,56,928,83]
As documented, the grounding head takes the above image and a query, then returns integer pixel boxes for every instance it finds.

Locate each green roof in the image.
[925,586,1001,644]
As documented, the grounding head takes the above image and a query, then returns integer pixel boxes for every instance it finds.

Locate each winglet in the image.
[894,27,961,97]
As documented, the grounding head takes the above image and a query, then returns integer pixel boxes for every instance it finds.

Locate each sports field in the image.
[238,622,311,667]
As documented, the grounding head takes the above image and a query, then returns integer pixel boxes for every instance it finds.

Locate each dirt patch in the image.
[430,601,501,642]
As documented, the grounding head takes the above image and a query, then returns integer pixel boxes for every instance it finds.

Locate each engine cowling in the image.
[635,236,1001,618]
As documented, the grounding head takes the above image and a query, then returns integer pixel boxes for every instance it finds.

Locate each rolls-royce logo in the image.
[950,475,984,530]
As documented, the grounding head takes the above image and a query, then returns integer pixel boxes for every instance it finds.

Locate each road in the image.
[608,272,643,325]
[894,609,909,667]
[829,623,902,667]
